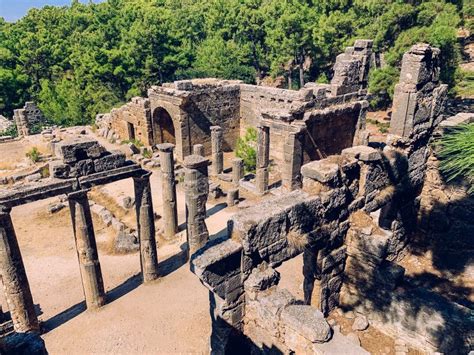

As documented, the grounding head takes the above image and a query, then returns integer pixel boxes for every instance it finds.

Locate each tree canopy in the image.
[0,0,470,125]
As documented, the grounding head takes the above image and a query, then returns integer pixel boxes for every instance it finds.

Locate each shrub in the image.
[235,127,257,173]
[437,123,474,193]
[26,147,41,163]
[121,138,144,147]
[142,148,152,159]
[0,125,18,138]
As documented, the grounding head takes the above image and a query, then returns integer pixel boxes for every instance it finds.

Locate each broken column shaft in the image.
[232,158,244,188]
[184,155,210,256]
[193,144,205,157]
[157,143,178,238]
[68,190,106,309]
[0,207,39,333]
[133,173,160,282]
[256,125,270,194]
[210,126,223,176]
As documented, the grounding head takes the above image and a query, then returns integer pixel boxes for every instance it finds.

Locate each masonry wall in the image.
[183,84,241,155]
[109,97,153,146]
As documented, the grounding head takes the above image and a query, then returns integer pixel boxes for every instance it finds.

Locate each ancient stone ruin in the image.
[0,41,472,354]
[13,102,46,137]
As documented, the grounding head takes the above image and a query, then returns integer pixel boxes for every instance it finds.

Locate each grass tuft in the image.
[437,123,474,193]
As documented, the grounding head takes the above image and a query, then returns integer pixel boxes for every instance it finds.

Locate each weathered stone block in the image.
[280,305,332,343]
[94,152,127,172]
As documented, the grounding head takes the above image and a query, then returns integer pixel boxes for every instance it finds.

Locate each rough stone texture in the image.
[352,315,369,331]
[210,126,224,176]
[390,44,448,140]
[281,305,331,343]
[68,190,106,309]
[157,143,178,238]
[133,173,159,282]
[0,208,40,332]
[184,155,210,256]
[13,102,45,137]
[0,332,47,355]
[232,158,244,187]
[256,125,270,194]
[193,144,204,156]
[227,188,239,207]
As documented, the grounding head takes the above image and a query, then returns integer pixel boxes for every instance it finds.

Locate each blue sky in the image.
[0,0,104,22]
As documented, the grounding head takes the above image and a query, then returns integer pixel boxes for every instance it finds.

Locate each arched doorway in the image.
[152,107,176,145]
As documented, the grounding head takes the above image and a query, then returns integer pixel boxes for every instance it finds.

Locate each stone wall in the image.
[13,102,45,137]
[99,41,373,165]
[190,44,473,353]
[96,97,152,146]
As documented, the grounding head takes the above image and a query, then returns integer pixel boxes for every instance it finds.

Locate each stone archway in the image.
[152,107,176,145]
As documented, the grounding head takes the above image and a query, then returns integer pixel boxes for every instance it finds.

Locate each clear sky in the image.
[0,0,104,22]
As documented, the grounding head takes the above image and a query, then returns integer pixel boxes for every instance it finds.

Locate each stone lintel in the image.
[0,179,76,208]
[79,164,145,187]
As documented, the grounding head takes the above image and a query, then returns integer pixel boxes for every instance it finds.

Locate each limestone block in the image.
[342,146,381,162]
[93,152,126,173]
[352,315,369,331]
[59,139,101,164]
[301,160,340,184]
[280,305,332,343]
[244,263,280,292]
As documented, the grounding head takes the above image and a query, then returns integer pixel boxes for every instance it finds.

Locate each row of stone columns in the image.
[0,171,162,333]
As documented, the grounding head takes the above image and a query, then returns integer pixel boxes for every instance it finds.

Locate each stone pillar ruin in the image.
[193,144,204,157]
[133,173,160,282]
[390,44,447,138]
[68,190,106,309]
[232,158,244,188]
[184,155,210,256]
[0,206,39,333]
[157,143,178,238]
[282,127,304,191]
[256,125,270,194]
[210,126,223,176]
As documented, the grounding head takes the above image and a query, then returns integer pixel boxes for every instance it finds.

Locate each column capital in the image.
[156,143,175,153]
[210,125,222,132]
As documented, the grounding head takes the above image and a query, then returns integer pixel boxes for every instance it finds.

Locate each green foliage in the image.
[437,123,474,193]
[142,148,153,159]
[26,147,41,163]
[453,69,474,97]
[368,67,400,109]
[0,124,18,138]
[121,138,144,148]
[0,0,469,123]
[235,127,257,173]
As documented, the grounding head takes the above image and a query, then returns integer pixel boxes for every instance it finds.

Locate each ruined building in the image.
[13,102,46,137]
[97,40,373,193]
[0,41,472,354]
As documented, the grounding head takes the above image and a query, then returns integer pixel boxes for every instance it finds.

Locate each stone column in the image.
[68,190,106,309]
[184,155,210,256]
[282,128,304,191]
[133,173,159,283]
[193,144,204,157]
[157,143,178,238]
[256,125,270,194]
[0,206,39,332]
[232,158,244,188]
[210,126,223,176]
